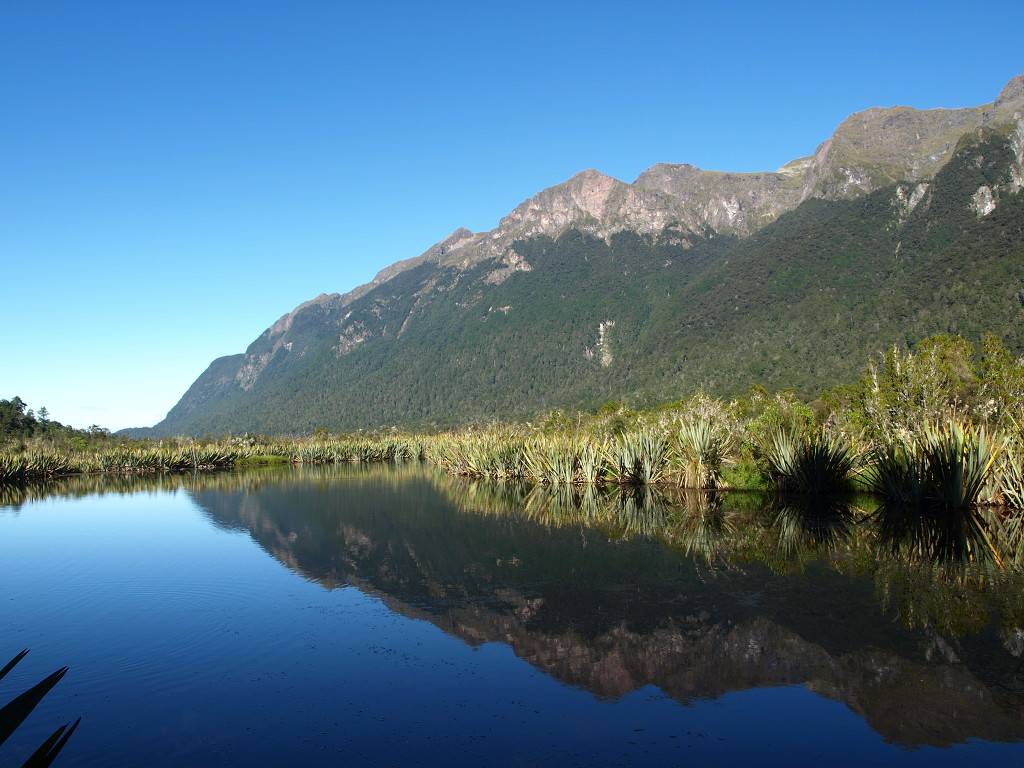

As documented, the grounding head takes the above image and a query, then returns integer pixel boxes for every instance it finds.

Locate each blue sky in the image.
[3,1,1023,430]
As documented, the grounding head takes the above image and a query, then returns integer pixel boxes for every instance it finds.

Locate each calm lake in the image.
[2,464,1024,766]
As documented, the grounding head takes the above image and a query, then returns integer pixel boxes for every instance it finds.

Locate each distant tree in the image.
[38,406,49,422]
[0,396,37,438]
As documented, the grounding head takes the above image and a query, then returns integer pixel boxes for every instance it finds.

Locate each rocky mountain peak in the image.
[422,226,478,261]
[997,74,1024,108]
[445,226,476,242]
[633,162,703,184]
[494,169,630,242]
[523,168,624,214]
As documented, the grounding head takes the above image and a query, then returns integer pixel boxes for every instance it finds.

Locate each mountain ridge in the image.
[135,74,1024,436]
[253,72,1024,324]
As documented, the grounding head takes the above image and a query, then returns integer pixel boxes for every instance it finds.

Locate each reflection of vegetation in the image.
[0,468,285,509]
[773,497,857,557]
[8,461,1024,747]
[433,468,1024,636]
[0,650,79,767]
[442,472,843,571]
[872,558,1024,638]
[873,499,1004,569]
[669,492,735,565]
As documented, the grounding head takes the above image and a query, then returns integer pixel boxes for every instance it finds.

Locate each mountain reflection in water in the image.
[4,464,1024,751]
[168,464,1024,748]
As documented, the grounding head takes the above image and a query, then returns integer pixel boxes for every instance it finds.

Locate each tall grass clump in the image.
[431,432,529,480]
[521,437,605,485]
[0,445,241,481]
[0,452,74,482]
[866,423,1002,512]
[670,418,735,489]
[605,430,667,485]
[763,430,858,496]
[523,438,576,484]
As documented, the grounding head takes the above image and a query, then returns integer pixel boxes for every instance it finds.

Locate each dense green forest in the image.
[136,124,1024,435]
[0,396,115,450]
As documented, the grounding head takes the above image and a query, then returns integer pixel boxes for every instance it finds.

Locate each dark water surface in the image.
[2,464,1024,766]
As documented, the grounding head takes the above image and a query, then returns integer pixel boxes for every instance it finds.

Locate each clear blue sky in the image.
[3,1,1022,430]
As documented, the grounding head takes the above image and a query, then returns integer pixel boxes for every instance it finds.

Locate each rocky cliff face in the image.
[137,74,1024,436]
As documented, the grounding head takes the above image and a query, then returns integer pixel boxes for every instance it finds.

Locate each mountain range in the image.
[141,75,1024,435]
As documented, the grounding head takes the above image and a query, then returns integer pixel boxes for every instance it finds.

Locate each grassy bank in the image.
[3,418,1024,501]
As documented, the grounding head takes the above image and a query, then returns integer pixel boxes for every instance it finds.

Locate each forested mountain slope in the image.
[140,77,1024,435]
